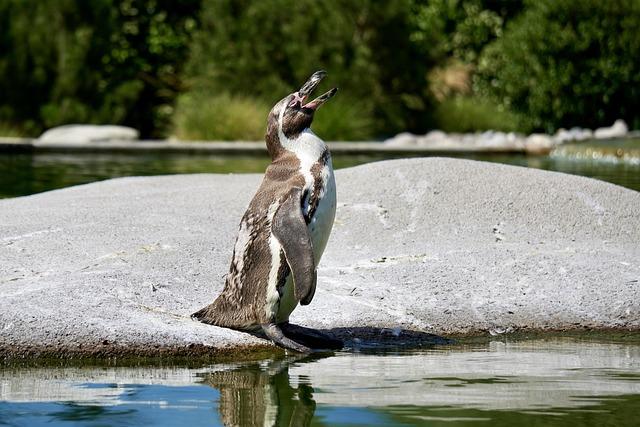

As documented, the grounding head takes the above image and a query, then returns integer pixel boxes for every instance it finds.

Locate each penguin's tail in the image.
[191,301,233,328]
[191,305,213,323]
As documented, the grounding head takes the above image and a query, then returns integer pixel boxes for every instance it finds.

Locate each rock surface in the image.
[384,119,632,150]
[594,119,629,139]
[38,125,139,143]
[524,134,554,155]
[1,158,639,358]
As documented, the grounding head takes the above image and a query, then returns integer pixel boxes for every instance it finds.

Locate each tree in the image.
[0,0,200,137]
[183,0,435,137]
[475,0,640,132]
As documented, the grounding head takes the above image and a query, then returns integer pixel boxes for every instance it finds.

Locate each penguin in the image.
[193,70,342,353]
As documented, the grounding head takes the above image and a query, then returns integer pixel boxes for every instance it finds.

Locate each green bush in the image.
[310,97,375,141]
[410,0,522,64]
[0,0,199,137]
[475,0,640,132]
[185,0,434,138]
[173,91,374,141]
[173,93,269,141]
[434,96,522,133]
[0,122,27,138]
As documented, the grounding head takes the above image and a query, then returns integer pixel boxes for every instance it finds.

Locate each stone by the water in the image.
[594,119,629,139]
[383,132,419,146]
[383,119,632,150]
[554,127,594,143]
[0,158,638,358]
[525,134,554,155]
[38,124,139,144]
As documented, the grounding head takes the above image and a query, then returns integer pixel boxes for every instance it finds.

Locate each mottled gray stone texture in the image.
[1,158,638,357]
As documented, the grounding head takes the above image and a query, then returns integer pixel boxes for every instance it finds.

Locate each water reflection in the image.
[1,337,640,426]
[552,137,640,165]
[202,355,317,427]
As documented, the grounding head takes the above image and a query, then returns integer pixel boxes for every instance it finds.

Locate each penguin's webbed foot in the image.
[280,322,344,350]
[261,323,312,353]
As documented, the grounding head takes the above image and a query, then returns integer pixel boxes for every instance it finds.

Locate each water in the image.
[2,336,639,426]
[0,138,639,198]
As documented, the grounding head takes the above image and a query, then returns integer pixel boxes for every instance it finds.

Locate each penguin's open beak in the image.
[298,70,338,111]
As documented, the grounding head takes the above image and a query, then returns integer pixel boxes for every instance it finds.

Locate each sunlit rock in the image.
[416,130,449,146]
[554,127,594,143]
[594,119,628,139]
[383,132,418,146]
[0,158,638,357]
[38,125,139,144]
[525,134,554,155]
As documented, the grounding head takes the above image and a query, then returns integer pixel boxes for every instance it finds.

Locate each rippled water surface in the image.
[1,138,638,198]
[2,336,639,426]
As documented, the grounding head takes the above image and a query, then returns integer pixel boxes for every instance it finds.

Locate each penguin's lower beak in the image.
[298,70,338,111]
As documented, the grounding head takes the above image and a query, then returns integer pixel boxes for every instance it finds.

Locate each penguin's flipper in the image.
[272,188,316,305]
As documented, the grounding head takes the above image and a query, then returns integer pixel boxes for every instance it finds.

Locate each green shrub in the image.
[410,0,522,64]
[434,96,522,133]
[186,0,434,137]
[475,0,640,132]
[0,0,199,137]
[0,122,27,138]
[173,91,374,141]
[173,93,269,141]
[311,97,375,141]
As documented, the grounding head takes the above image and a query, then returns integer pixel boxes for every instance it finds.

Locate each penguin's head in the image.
[266,70,337,156]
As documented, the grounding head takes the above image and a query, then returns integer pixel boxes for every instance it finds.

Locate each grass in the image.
[0,121,28,137]
[310,97,375,141]
[172,90,376,142]
[172,92,269,141]
[433,96,524,133]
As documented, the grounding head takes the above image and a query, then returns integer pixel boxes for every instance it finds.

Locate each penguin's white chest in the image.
[269,129,337,322]
[307,161,337,262]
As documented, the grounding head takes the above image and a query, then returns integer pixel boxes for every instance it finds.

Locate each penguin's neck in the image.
[279,128,327,165]
[276,105,326,165]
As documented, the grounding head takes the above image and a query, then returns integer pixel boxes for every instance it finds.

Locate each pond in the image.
[0,138,638,199]
[1,335,639,426]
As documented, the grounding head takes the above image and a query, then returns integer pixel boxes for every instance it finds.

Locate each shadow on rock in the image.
[325,327,454,350]
[247,325,454,352]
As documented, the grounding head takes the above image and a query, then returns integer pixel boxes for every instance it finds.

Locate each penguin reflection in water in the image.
[193,71,343,352]
[203,356,316,426]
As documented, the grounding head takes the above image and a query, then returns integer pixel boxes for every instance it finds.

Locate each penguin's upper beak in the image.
[297,70,338,111]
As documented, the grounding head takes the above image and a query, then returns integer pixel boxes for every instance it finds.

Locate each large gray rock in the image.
[38,124,139,143]
[1,159,638,358]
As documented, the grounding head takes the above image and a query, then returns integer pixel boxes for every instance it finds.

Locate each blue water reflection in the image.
[1,337,639,426]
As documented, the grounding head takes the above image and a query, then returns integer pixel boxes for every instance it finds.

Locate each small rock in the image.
[38,125,139,144]
[554,128,571,143]
[569,127,593,141]
[525,134,554,155]
[594,120,628,139]
[475,131,525,149]
[417,130,449,146]
[554,127,594,144]
[383,132,418,146]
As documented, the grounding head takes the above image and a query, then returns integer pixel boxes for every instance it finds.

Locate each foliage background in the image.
[0,0,637,139]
